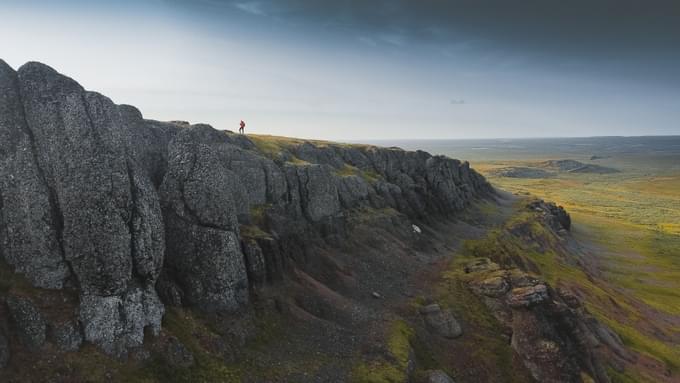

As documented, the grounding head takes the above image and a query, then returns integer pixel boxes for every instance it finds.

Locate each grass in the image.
[351,320,414,383]
[334,164,382,183]
[474,152,680,382]
[347,207,400,226]
[248,134,373,160]
[5,303,317,382]
[249,203,271,228]
[437,260,528,383]
[286,155,310,165]
[429,194,680,382]
[136,305,324,382]
[481,162,680,316]
[135,307,242,382]
[0,257,32,294]
[248,134,308,159]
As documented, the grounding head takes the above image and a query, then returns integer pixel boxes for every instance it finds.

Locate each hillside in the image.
[0,61,655,382]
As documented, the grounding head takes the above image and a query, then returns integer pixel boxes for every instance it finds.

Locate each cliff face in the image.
[0,61,492,359]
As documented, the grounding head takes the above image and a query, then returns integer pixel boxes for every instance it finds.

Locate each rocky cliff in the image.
[0,61,492,365]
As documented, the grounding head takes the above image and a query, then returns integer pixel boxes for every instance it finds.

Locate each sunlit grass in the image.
[474,156,680,380]
[351,320,415,383]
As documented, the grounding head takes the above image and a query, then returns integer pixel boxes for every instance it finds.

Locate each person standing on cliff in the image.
[239,120,245,134]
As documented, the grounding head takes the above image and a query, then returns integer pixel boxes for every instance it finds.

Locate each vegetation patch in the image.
[332,163,382,184]
[433,252,534,382]
[249,203,271,228]
[352,320,414,383]
[461,196,680,381]
[347,207,401,226]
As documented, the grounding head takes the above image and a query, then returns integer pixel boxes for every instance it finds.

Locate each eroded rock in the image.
[10,61,166,356]
[285,164,341,221]
[0,59,69,289]
[507,284,549,308]
[471,275,510,298]
[428,370,456,383]
[464,258,500,274]
[160,129,249,312]
[0,60,495,362]
[419,304,463,339]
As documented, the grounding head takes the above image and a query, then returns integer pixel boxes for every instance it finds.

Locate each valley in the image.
[385,137,680,382]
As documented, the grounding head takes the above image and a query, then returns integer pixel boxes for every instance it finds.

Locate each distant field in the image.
[376,136,680,381]
[370,136,680,233]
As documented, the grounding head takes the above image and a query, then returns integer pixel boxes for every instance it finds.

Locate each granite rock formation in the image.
[0,60,492,358]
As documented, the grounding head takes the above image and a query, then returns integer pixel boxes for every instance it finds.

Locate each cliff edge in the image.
[0,60,490,360]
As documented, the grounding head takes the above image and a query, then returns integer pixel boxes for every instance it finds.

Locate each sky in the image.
[1,0,679,140]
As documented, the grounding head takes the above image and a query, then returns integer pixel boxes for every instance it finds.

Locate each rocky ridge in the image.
[0,61,492,363]
[460,200,629,383]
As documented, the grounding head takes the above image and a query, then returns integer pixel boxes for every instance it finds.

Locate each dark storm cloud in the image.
[177,0,680,58]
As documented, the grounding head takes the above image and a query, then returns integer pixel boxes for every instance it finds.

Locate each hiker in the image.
[239,120,245,134]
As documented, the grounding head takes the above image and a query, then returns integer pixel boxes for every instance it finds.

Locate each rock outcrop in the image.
[464,259,613,383]
[419,303,463,339]
[460,202,624,383]
[427,370,456,383]
[0,60,492,359]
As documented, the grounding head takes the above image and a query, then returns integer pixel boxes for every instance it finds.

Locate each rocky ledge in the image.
[0,60,492,360]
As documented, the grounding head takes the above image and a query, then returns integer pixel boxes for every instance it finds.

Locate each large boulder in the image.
[160,128,249,312]
[419,303,463,339]
[80,285,163,356]
[428,370,456,383]
[527,200,571,232]
[507,284,549,308]
[285,164,341,222]
[471,275,510,298]
[335,175,371,209]
[0,59,69,289]
[3,61,166,355]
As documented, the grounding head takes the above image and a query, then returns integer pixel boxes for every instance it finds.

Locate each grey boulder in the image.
[428,370,456,383]
[420,304,463,339]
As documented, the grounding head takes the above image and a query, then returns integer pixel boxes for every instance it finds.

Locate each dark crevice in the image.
[81,92,104,150]
[299,168,312,220]
[125,160,144,283]
[240,241,254,287]
[0,187,5,263]
[262,162,271,203]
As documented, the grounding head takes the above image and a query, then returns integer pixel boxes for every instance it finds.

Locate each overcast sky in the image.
[1,0,679,139]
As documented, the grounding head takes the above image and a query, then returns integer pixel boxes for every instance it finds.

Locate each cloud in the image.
[378,33,405,46]
[357,36,377,47]
[209,0,680,58]
[233,1,266,16]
